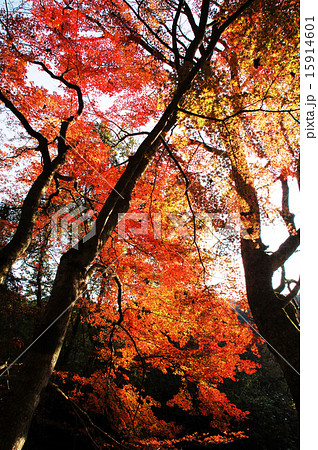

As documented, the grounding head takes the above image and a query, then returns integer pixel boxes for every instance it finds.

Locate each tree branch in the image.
[178,105,300,123]
[178,106,224,122]
[50,382,127,448]
[85,11,175,67]
[274,264,286,294]
[32,61,84,155]
[121,0,174,53]
[161,137,206,278]
[172,0,185,70]
[54,173,77,182]
[113,274,123,325]
[111,131,149,148]
[183,0,210,64]
[279,175,296,233]
[0,90,50,167]
[283,278,300,308]
[182,1,198,36]
[218,0,255,34]
[189,138,227,157]
[32,61,84,119]
[269,229,300,273]
[0,150,67,283]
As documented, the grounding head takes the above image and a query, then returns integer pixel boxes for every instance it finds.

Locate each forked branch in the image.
[269,230,300,274]
[0,90,50,167]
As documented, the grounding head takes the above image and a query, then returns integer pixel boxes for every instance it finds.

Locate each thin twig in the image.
[160,137,207,280]
[50,381,128,448]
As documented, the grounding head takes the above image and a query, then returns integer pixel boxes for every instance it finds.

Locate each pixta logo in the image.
[117,212,251,241]
[51,203,96,249]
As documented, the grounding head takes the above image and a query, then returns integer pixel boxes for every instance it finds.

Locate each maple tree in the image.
[178,0,300,408]
[0,0,299,448]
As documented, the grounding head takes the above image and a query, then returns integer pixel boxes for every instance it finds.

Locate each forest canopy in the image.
[0,0,299,448]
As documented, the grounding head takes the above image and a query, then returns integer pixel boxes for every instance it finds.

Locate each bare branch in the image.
[111,131,149,148]
[121,0,174,53]
[32,61,84,118]
[178,105,301,123]
[183,0,210,64]
[54,173,76,182]
[283,278,300,308]
[50,382,127,448]
[182,1,198,35]
[178,106,224,122]
[269,230,300,274]
[274,264,286,294]
[0,90,50,166]
[288,111,300,123]
[113,274,123,325]
[161,137,206,279]
[85,11,175,67]
[279,175,296,233]
[172,0,185,70]
[188,137,228,157]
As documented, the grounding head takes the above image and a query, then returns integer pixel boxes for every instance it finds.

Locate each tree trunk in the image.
[0,84,178,450]
[0,157,67,284]
[228,139,300,409]
[0,253,85,449]
[241,239,300,409]
[57,308,82,368]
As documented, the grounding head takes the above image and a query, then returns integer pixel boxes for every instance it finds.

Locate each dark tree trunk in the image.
[0,164,62,283]
[227,137,300,410]
[57,308,82,368]
[241,239,300,409]
[0,254,85,449]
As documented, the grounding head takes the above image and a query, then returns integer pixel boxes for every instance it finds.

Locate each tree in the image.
[0,0,299,448]
[178,0,300,407]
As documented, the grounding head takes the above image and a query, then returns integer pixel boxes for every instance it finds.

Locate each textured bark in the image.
[0,159,64,284]
[241,239,300,409]
[0,254,85,450]
[205,32,300,408]
[228,139,300,409]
